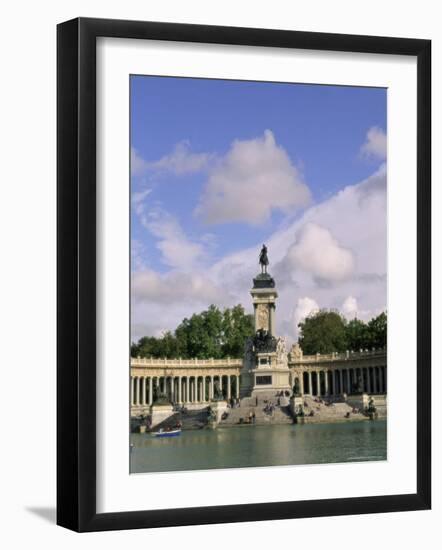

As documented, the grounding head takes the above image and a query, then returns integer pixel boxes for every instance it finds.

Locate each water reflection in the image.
[130,420,386,474]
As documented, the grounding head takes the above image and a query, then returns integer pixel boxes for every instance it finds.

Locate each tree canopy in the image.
[131,304,254,359]
[298,309,387,355]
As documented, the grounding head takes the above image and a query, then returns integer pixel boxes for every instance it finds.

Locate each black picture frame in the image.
[57,17,431,532]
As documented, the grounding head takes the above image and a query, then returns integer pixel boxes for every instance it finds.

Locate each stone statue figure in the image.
[154,390,170,405]
[292,378,301,396]
[254,328,277,353]
[259,244,269,274]
[276,337,288,367]
[213,380,224,401]
[368,397,377,414]
[289,343,303,361]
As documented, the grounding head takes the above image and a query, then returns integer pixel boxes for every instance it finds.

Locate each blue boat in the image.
[153,428,181,438]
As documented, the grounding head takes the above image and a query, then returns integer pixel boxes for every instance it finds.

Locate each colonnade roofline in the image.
[131,357,243,367]
[289,348,386,365]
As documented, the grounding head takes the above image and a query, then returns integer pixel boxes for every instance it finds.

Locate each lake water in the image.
[130,420,386,474]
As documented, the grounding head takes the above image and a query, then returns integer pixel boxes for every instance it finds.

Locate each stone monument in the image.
[240,245,292,398]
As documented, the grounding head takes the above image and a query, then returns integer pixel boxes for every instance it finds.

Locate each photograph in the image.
[129,75,388,474]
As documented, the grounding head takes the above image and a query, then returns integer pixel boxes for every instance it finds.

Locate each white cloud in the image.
[360,126,387,161]
[131,148,148,177]
[132,269,224,305]
[293,297,319,336]
[131,188,152,216]
[145,208,204,270]
[282,222,355,283]
[131,142,213,177]
[131,166,387,345]
[195,130,311,225]
[342,295,358,319]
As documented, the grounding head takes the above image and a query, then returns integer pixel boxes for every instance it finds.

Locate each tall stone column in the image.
[367,369,372,394]
[131,377,134,405]
[308,371,312,395]
[346,370,350,394]
[227,375,231,399]
[210,376,214,399]
[379,368,384,393]
[317,372,321,397]
[141,377,146,405]
[170,377,175,402]
[148,377,153,405]
[135,377,139,405]
[339,370,343,394]
[236,376,240,398]
[300,372,304,395]
[324,371,329,395]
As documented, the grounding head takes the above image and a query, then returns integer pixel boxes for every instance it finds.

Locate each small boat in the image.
[152,428,181,438]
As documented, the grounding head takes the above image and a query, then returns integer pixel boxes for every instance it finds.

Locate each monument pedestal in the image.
[290,395,305,417]
[209,400,228,423]
[150,403,174,428]
[346,393,369,411]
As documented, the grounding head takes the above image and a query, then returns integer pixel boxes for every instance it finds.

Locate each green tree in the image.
[131,304,254,359]
[345,318,370,351]
[222,305,254,357]
[367,311,387,349]
[298,309,347,354]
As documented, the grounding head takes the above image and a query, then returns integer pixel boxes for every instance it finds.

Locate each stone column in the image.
[210,376,214,399]
[227,375,231,399]
[148,377,153,405]
[236,375,240,398]
[367,369,372,394]
[308,371,312,395]
[379,368,384,393]
[300,372,304,395]
[317,372,321,397]
[178,376,182,403]
[130,377,134,405]
[135,377,139,405]
[171,377,176,402]
[338,370,343,394]
[141,377,145,405]
[324,371,329,395]
[346,370,350,394]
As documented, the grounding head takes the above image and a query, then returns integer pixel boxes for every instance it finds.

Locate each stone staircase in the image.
[301,395,367,423]
[151,408,210,432]
[218,390,294,426]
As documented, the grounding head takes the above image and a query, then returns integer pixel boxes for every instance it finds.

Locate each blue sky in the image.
[130,76,387,343]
